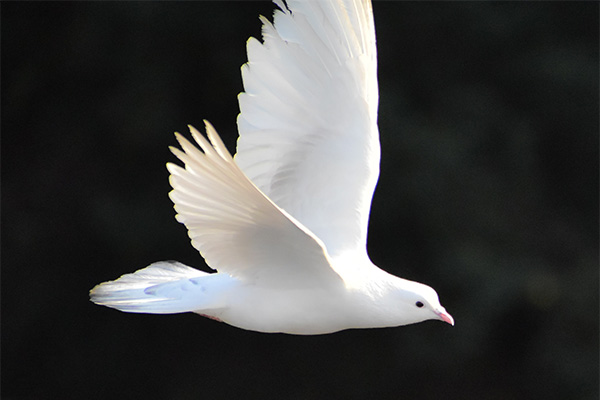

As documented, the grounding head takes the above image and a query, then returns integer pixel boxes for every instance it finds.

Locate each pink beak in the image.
[436,308,454,326]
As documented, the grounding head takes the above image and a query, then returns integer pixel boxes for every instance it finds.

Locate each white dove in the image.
[90,0,454,334]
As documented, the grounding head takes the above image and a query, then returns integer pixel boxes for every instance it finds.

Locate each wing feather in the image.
[168,122,342,289]
[235,0,380,256]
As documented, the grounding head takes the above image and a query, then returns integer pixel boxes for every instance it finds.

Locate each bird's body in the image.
[90,0,454,334]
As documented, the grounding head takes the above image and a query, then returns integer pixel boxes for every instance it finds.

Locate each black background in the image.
[3,1,598,399]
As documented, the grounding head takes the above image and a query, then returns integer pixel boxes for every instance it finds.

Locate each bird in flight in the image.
[90,0,454,334]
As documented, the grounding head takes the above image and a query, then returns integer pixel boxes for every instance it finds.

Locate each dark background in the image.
[3,1,598,399]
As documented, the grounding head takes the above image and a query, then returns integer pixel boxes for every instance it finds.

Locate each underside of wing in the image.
[168,122,342,289]
[235,0,380,256]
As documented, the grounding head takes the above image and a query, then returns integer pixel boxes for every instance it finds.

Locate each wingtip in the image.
[166,161,180,174]
[202,120,215,132]
[188,124,200,135]
[185,124,213,155]
[173,132,187,147]
[202,122,232,160]
[172,132,192,153]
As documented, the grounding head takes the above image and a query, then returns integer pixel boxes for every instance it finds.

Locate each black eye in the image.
[415,301,424,308]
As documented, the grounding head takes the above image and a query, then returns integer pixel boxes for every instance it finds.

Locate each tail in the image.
[89,261,233,314]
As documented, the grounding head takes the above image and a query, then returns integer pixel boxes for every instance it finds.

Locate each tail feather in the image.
[89,261,232,314]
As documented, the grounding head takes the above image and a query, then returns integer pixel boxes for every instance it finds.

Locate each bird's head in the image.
[390,278,454,326]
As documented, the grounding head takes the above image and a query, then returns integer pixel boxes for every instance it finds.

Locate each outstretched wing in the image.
[235,0,380,256]
[168,122,342,289]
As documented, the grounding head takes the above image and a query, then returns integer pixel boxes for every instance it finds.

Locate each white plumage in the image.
[90,0,453,334]
[237,0,379,255]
